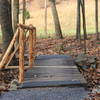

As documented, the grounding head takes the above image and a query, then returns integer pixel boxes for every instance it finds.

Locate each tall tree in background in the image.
[44,0,48,35]
[49,0,63,39]
[76,0,87,53]
[95,0,99,40]
[23,0,26,24]
[12,0,19,32]
[81,0,87,54]
[0,0,13,52]
[0,0,17,65]
[81,0,87,39]
[76,0,81,39]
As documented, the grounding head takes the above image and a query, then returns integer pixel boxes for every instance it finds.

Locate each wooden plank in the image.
[24,75,85,81]
[21,67,86,88]
[26,67,79,73]
[24,76,84,81]
[2,66,76,70]
[20,68,86,88]
[19,80,86,89]
[0,66,29,70]
[34,55,74,66]
[24,68,84,79]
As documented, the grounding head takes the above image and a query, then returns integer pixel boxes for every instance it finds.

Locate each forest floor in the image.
[0,34,100,100]
[0,34,100,81]
[36,34,100,59]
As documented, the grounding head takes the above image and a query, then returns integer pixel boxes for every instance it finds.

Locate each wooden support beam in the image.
[29,27,36,68]
[19,28,25,83]
[0,66,29,71]
[29,30,33,68]
[18,24,35,30]
[0,29,19,69]
[33,28,36,64]
[5,44,19,68]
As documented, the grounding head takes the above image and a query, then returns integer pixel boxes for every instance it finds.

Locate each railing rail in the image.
[0,24,36,83]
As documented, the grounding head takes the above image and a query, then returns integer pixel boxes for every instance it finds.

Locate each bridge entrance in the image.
[0,25,86,88]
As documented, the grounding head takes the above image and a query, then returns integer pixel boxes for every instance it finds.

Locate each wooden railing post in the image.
[19,28,25,83]
[29,30,33,68]
[29,27,36,68]
[33,28,36,63]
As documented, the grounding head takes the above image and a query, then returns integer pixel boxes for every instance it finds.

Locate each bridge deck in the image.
[20,55,86,88]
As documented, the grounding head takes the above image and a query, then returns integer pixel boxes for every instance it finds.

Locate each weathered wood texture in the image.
[21,67,86,88]
[33,28,36,64]
[18,24,36,30]
[0,24,36,83]
[29,30,33,68]
[5,44,19,68]
[20,55,86,88]
[19,28,25,83]
[0,29,19,68]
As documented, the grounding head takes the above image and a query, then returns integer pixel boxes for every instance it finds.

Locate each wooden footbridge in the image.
[0,24,86,88]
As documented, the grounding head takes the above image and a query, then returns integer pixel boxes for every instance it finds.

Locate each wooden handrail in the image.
[5,44,19,68]
[18,24,35,30]
[0,28,19,68]
[0,24,37,83]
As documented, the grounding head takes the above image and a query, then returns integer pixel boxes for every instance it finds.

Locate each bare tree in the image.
[76,0,81,39]
[81,0,87,54]
[49,0,63,39]
[81,0,87,39]
[12,0,19,32]
[95,0,99,40]
[0,0,17,65]
[44,0,48,35]
[0,0,13,52]
[23,0,26,24]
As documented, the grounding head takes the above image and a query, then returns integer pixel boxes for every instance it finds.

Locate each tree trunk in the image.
[95,0,99,40]
[81,0,87,39]
[23,0,26,24]
[8,0,13,28]
[0,0,13,52]
[76,0,81,39]
[50,0,63,39]
[12,0,19,32]
[0,0,17,65]
[44,0,48,35]
[81,0,87,54]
